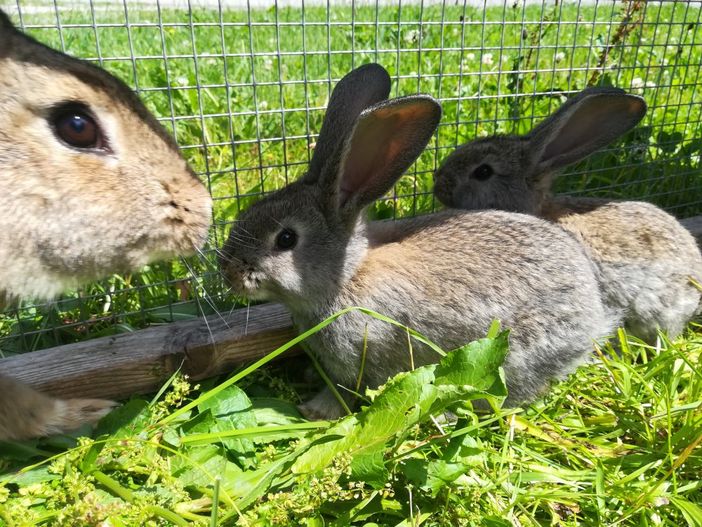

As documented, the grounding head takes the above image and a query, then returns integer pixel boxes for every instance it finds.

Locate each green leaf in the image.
[292,333,509,476]
[173,445,242,489]
[197,385,257,456]
[402,458,471,497]
[669,497,702,527]
[351,449,389,489]
[94,398,150,438]
[434,331,509,395]
[1,465,58,486]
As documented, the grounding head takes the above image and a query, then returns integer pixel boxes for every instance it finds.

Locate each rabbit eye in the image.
[50,104,104,150]
[472,164,494,181]
[275,228,297,251]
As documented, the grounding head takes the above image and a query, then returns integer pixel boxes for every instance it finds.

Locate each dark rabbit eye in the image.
[472,163,494,181]
[275,228,297,251]
[50,104,103,150]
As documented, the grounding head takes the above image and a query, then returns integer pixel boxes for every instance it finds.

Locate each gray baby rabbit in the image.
[434,87,702,341]
[220,64,614,421]
[0,11,212,440]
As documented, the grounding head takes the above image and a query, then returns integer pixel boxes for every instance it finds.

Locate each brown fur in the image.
[0,11,212,440]
[434,88,702,341]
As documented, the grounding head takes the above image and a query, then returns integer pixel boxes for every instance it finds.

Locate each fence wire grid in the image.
[1,0,700,354]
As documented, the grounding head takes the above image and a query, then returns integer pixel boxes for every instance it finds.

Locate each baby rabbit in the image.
[434,87,702,341]
[0,11,212,440]
[220,63,614,421]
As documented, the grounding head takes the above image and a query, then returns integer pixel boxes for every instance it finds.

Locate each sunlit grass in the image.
[0,313,700,525]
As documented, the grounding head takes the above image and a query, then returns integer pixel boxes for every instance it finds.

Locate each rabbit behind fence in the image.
[0,11,212,440]
[433,87,702,342]
[220,63,615,421]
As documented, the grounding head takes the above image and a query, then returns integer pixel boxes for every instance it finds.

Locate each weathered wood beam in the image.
[0,303,296,401]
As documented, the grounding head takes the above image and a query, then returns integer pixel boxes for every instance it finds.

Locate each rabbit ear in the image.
[307,63,392,179]
[0,9,17,32]
[324,95,441,217]
[530,88,647,172]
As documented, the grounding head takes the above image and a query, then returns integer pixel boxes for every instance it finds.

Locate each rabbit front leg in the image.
[298,386,354,421]
[0,374,116,440]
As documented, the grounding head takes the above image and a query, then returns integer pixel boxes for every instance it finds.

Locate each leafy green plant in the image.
[1,311,700,526]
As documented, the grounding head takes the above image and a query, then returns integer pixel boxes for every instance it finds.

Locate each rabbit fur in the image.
[0,11,212,440]
[434,87,702,342]
[220,64,615,421]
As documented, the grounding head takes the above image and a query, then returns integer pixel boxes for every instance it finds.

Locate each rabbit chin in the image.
[0,260,82,303]
[230,277,273,302]
[0,244,195,304]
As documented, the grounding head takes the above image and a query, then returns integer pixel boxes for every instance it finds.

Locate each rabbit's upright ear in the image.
[529,88,647,173]
[307,63,391,179]
[328,95,441,218]
[0,9,17,35]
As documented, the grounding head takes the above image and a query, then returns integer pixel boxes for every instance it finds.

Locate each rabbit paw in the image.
[298,388,347,421]
[52,398,118,433]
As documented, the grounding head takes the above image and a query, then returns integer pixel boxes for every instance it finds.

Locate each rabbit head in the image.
[0,12,212,302]
[433,87,647,214]
[220,64,441,309]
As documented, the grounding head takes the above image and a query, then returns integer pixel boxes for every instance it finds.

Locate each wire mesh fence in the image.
[1,0,700,355]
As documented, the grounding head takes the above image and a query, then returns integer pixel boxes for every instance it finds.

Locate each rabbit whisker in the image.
[181,256,230,330]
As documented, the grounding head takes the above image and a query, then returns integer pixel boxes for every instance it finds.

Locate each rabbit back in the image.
[545,197,702,340]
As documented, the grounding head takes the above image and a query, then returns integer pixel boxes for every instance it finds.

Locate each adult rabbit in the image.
[0,11,212,439]
[434,88,702,341]
[220,65,613,420]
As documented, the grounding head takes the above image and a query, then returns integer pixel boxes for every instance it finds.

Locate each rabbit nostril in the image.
[169,200,179,209]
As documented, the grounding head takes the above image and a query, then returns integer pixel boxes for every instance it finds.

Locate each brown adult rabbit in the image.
[434,87,702,341]
[0,11,212,440]
[220,64,614,421]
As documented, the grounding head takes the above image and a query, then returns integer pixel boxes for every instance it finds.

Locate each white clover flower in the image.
[631,77,645,89]
[258,100,268,110]
[405,29,420,44]
[555,51,565,63]
[176,75,189,86]
[482,53,494,66]
[264,58,273,69]
[466,52,475,61]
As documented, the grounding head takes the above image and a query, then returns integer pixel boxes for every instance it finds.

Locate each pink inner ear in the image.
[340,104,434,206]
[542,97,643,162]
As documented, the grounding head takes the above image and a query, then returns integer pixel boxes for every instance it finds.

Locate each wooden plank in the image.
[0,303,297,401]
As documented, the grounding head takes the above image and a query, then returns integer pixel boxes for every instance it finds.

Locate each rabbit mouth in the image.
[228,269,270,300]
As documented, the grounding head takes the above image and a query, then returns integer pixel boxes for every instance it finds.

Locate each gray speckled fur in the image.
[434,88,702,342]
[220,65,614,420]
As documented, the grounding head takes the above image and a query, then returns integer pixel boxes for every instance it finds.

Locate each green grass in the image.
[0,2,701,525]
[0,315,700,526]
